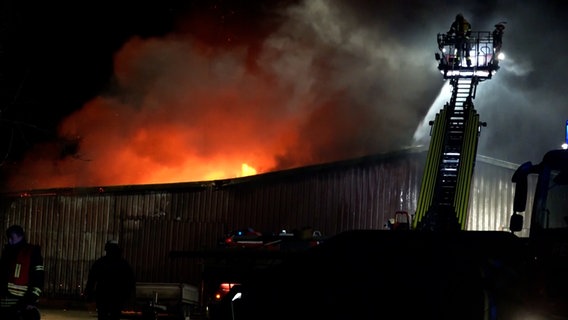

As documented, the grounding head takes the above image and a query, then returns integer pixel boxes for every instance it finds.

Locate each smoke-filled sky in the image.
[1,0,566,191]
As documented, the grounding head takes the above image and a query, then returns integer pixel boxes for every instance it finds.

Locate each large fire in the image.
[6,33,308,190]
[8,38,300,190]
[4,1,424,192]
[4,4,305,191]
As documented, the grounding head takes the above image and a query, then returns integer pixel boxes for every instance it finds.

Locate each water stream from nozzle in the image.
[412,80,452,146]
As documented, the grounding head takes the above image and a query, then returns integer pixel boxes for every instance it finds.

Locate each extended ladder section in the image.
[413,31,502,231]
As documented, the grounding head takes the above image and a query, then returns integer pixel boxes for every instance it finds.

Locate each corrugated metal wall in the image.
[0,149,527,299]
[468,155,526,234]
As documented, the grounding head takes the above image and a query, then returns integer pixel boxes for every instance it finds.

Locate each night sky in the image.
[1,0,567,191]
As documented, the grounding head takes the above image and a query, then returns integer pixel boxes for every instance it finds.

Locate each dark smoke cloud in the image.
[461,0,568,164]
[339,0,568,165]
[2,0,567,190]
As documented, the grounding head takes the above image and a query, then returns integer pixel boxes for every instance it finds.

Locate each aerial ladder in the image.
[412,25,505,231]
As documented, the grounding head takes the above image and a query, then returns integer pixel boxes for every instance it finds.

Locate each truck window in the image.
[543,170,568,229]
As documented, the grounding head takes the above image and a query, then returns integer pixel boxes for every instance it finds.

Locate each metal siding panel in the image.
[467,161,516,232]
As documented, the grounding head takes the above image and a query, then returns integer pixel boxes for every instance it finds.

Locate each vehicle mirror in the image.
[509,213,523,232]
[513,179,527,213]
[512,162,532,213]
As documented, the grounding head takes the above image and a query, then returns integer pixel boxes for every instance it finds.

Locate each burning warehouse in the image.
[0,147,524,301]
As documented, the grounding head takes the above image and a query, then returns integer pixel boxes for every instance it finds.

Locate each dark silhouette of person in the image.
[0,225,44,320]
[492,22,506,54]
[85,240,135,320]
[447,13,472,66]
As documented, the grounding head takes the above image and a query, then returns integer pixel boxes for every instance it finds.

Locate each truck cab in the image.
[509,149,568,317]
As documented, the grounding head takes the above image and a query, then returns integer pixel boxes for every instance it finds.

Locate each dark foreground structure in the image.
[209,230,525,320]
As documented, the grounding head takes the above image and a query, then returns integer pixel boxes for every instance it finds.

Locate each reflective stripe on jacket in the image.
[1,243,44,304]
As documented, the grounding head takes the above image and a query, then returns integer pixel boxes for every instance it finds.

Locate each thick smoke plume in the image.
[5,0,567,191]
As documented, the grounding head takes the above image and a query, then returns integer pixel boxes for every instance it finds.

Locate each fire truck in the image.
[207,24,568,319]
[508,148,568,318]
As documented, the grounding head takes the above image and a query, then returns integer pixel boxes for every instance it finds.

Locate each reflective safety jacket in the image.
[0,242,44,309]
